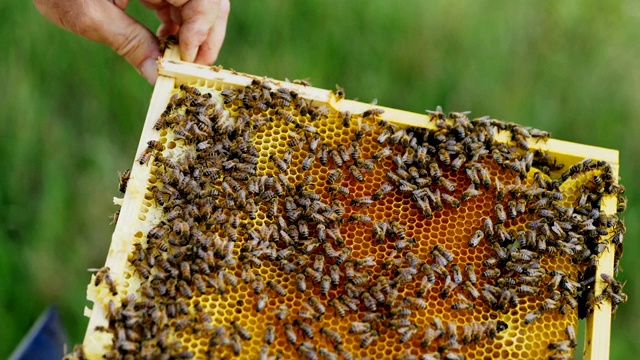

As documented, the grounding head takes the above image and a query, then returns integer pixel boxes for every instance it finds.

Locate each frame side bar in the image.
[82,48,179,345]
[583,153,619,360]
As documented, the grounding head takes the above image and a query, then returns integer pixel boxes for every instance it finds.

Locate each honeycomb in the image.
[71,75,627,360]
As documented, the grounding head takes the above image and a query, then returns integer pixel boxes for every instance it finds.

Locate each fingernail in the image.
[140,58,158,85]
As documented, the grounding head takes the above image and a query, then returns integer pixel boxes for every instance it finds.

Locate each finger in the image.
[33,0,85,31]
[194,0,230,64]
[157,22,180,37]
[140,0,169,10]
[170,5,183,25]
[111,0,130,10]
[141,0,189,10]
[87,2,162,84]
[178,0,219,62]
[166,0,190,7]
[33,0,159,83]
[156,5,173,24]
[156,5,179,37]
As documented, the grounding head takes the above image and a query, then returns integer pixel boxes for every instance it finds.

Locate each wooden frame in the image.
[82,46,618,359]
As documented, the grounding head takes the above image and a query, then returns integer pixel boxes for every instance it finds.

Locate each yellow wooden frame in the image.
[83,46,618,360]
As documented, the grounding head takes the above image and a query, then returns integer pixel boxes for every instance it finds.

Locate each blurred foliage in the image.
[0,0,638,358]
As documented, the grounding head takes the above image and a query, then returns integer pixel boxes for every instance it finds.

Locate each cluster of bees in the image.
[69,78,627,360]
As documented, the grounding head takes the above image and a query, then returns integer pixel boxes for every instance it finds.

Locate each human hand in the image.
[33,0,230,84]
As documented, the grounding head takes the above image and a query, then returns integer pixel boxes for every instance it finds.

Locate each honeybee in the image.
[388,317,412,330]
[283,322,297,344]
[308,296,326,315]
[252,274,265,295]
[474,165,490,188]
[349,165,365,182]
[398,326,419,345]
[330,148,348,167]
[524,310,542,324]
[191,272,208,294]
[443,353,464,360]
[371,148,392,163]
[460,184,482,202]
[566,325,577,347]
[429,245,452,263]
[436,147,451,166]
[441,192,460,208]
[93,266,111,286]
[361,292,377,312]
[301,153,316,171]
[504,200,518,219]
[349,321,372,334]
[268,153,287,173]
[363,108,384,118]
[482,268,501,278]
[383,220,402,239]
[600,273,622,292]
[275,108,295,124]
[468,229,485,247]
[230,320,252,341]
[370,222,387,244]
[429,263,448,279]
[256,293,269,312]
[495,178,505,200]
[264,323,276,345]
[397,129,415,146]
[417,275,435,298]
[293,319,315,339]
[320,327,343,346]
[320,275,332,295]
[395,237,417,251]
[295,219,309,240]
[327,185,350,197]
[269,304,290,322]
[258,345,269,360]
[428,162,442,180]
[617,195,628,212]
[339,294,360,312]
[287,131,306,149]
[494,203,506,223]
[299,238,321,255]
[344,262,357,282]
[146,139,165,153]
[404,296,427,310]
[439,275,458,299]
[350,196,373,207]
[416,196,433,218]
[438,337,462,354]
[316,143,329,165]
[138,147,154,165]
[329,298,348,318]
[134,262,151,279]
[326,169,344,184]
[449,263,462,284]
[359,330,380,348]
[348,214,372,224]
[420,326,441,349]
[94,267,117,296]
[118,169,131,194]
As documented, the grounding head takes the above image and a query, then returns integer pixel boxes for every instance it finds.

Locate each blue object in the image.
[9,306,68,360]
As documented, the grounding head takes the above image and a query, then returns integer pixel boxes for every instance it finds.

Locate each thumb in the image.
[86,2,161,84]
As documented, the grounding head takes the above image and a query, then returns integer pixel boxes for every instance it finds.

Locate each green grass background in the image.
[1,0,638,358]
